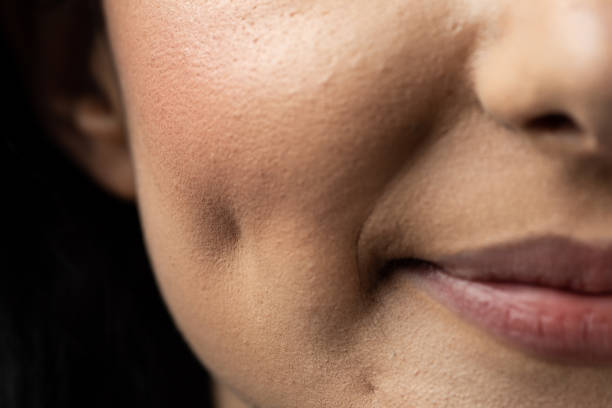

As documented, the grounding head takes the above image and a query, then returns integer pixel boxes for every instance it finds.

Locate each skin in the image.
[77,0,612,406]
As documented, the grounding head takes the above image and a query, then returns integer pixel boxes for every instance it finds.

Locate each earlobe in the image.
[50,33,135,201]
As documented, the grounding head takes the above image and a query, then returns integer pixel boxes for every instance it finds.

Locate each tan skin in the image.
[34,0,612,406]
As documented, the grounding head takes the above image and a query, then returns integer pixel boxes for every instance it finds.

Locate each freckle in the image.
[364,380,376,394]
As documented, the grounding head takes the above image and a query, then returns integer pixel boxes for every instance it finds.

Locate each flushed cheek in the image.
[109,0,466,226]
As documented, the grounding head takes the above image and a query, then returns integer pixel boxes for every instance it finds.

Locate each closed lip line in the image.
[430,234,612,295]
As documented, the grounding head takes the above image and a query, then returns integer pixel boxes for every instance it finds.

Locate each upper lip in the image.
[428,234,612,294]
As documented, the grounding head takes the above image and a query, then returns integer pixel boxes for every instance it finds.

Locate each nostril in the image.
[524,113,580,133]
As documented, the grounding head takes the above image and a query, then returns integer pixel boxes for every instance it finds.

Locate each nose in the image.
[474,0,612,155]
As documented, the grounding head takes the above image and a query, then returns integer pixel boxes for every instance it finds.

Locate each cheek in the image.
[104,0,475,405]
[110,0,459,233]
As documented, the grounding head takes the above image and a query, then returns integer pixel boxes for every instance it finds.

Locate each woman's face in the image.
[102,1,612,406]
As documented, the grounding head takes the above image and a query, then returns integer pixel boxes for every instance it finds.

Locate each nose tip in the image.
[474,1,612,155]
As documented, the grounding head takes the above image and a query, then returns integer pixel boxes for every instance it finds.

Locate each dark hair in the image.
[1,3,213,407]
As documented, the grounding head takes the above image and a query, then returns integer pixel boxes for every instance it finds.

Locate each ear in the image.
[50,34,135,200]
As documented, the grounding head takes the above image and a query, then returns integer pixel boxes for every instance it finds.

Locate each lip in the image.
[395,235,612,364]
[436,235,612,294]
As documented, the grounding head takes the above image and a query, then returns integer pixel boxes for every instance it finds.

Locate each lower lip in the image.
[409,270,612,364]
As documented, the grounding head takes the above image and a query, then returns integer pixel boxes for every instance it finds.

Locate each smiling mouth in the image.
[388,235,612,364]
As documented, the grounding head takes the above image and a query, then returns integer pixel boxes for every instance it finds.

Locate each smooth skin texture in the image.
[69,0,612,406]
